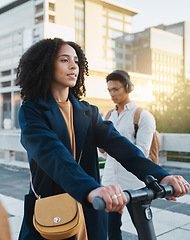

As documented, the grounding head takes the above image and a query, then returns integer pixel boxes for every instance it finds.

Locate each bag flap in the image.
[34,193,78,227]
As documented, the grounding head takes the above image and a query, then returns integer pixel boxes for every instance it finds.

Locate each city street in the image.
[0,165,190,240]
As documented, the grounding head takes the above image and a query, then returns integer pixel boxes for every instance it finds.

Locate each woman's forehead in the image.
[57,44,78,58]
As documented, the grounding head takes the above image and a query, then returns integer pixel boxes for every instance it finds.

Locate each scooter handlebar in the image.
[92,192,131,210]
[92,184,174,210]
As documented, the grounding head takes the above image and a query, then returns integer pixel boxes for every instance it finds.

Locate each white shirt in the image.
[100,102,156,190]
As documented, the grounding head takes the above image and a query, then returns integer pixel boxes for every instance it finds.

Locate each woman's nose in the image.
[70,60,77,69]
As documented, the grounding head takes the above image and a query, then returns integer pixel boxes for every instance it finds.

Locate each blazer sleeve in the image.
[19,102,100,204]
[94,108,170,183]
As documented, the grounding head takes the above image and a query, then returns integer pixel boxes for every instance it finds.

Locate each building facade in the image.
[132,27,184,111]
[0,0,141,129]
[156,21,190,80]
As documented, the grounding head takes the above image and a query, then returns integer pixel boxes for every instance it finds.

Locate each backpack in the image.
[134,107,160,164]
[104,107,160,164]
[104,109,114,120]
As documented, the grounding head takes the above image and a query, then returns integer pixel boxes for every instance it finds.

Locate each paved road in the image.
[0,166,189,240]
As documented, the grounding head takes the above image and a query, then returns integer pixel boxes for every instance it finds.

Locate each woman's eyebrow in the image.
[58,54,78,59]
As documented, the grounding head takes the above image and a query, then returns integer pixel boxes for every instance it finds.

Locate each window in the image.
[35,15,44,24]
[2,81,11,87]
[35,3,43,13]
[115,42,122,48]
[49,2,55,11]
[108,19,123,31]
[116,63,123,68]
[49,15,55,23]
[75,0,85,49]
[125,54,131,61]
[1,70,11,76]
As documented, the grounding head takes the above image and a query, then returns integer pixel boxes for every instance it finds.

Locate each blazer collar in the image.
[36,91,89,112]
[36,91,91,162]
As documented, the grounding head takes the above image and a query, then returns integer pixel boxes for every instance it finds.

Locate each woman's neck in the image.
[51,87,69,103]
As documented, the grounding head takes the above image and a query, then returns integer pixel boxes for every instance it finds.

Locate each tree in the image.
[151,79,190,133]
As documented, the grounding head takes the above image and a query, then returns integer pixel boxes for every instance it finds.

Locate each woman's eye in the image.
[75,60,79,65]
[61,59,68,62]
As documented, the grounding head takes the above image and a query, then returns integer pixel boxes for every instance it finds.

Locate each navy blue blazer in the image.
[18,92,169,240]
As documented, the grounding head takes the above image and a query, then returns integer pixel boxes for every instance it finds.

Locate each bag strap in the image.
[134,107,143,139]
[30,174,41,199]
[30,150,83,200]
[105,109,114,120]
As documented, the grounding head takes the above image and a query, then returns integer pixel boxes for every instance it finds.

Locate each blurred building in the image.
[155,21,190,80]
[2,1,187,128]
[132,27,184,111]
[0,0,143,129]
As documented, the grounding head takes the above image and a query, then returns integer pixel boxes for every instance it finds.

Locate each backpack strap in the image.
[134,107,144,139]
[105,109,114,120]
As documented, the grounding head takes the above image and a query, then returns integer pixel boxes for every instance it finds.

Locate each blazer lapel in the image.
[37,92,91,160]
[69,94,91,162]
[37,93,72,153]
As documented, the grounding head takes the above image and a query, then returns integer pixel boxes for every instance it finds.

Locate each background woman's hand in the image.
[87,184,127,213]
[160,175,189,201]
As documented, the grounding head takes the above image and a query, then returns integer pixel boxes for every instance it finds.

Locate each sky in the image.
[112,0,190,32]
[0,0,190,33]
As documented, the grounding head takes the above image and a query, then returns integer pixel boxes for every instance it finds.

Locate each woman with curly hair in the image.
[16,38,189,240]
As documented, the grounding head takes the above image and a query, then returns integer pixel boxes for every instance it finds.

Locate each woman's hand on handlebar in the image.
[87,184,127,213]
[160,175,189,201]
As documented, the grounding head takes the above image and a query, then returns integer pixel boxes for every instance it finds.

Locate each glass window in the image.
[75,21,84,30]
[125,64,131,70]
[116,52,122,59]
[107,49,115,58]
[75,0,84,8]
[102,16,106,26]
[108,11,123,20]
[125,44,131,51]
[1,70,11,76]
[108,29,123,38]
[125,54,131,61]
[35,3,43,13]
[108,19,123,31]
[124,23,132,33]
[49,2,55,11]
[35,15,44,24]
[115,42,122,48]
[2,81,11,87]
[49,15,55,23]
[75,0,85,48]
[102,27,106,37]
[116,62,123,68]
[75,9,84,19]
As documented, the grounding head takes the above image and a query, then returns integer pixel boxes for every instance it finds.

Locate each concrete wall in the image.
[0,131,190,167]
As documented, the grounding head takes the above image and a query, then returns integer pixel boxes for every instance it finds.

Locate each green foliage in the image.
[151,79,190,133]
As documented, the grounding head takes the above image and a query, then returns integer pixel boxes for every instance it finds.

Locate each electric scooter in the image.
[92,175,174,240]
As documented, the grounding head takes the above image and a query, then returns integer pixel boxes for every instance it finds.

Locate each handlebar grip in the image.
[161,184,175,198]
[124,191,131,205]
[92,192,131,210]
[92,197,106,210]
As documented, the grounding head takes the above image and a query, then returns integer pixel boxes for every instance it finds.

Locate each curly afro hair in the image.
[16,38,89,101]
